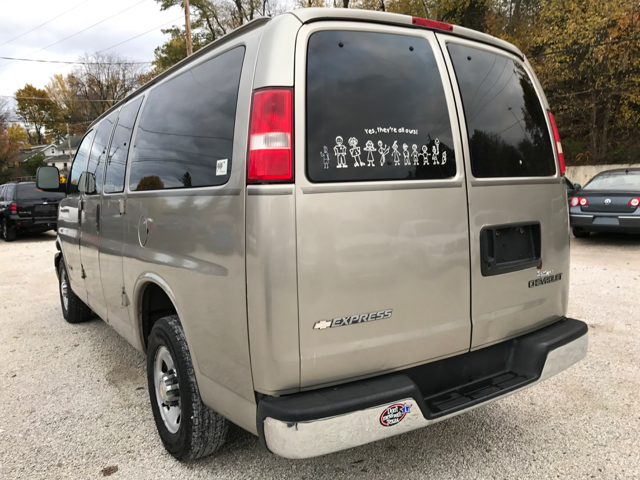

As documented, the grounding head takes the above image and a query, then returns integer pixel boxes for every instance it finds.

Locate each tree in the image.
[7,124,31,150]
[0,99,18,173]
[14,84,62,145]
[152,0,287,72]
[22,152,47,176]
[531,0,640,164]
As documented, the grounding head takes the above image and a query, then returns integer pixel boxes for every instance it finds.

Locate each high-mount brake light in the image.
[570,197,579,207]
[547,111,565,176]
[411,17,453,31]
[10,202,17,213]
[247,88,293,183]
[579,198,588,206]
[629,198,640,207]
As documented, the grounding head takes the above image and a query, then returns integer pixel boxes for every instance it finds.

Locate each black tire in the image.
[2,219,16,242]
[147,315,228,461]
[58,260,93,323]
[572,228,591,239]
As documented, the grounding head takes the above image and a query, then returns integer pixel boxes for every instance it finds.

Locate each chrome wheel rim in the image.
[60,267,69,311]
[154,346,181,434]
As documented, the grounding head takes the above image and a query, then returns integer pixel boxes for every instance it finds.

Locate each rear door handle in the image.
[96,204,101,233]
[78,199,84,225]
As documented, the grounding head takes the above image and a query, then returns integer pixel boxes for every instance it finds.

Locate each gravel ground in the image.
[1,231,639,479]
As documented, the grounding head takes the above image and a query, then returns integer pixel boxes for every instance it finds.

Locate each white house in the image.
[44,135,82,173]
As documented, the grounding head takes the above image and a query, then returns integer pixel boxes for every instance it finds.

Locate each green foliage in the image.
[22,152,47,176]
[14,84,62,145]
[152,27,206,74]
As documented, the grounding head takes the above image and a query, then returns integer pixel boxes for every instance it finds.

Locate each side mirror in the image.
[36,166,65,192]
[573,183,581,190]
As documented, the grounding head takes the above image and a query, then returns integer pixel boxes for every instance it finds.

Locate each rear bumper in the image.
[570,213,640,233]
[258,318,588,459]
[9,214,57,229]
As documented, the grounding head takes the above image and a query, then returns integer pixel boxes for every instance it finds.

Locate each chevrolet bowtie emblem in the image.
[313,320,333,330]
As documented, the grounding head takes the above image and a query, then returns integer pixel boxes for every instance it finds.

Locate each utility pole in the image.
[184,0,193,56]
[66,124,72,161]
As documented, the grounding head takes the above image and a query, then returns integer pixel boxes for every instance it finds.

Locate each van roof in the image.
[91,8,523,128]
[289,8,523,59]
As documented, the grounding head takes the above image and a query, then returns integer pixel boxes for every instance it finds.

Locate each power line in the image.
[0,56,151,65]
[0,0,149,70]
[97,15,184,54]
[0,0,94,48]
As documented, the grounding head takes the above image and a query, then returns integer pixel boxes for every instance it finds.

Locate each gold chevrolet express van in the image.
[36,8,588,461]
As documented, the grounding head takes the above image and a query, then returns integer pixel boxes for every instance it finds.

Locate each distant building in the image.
[44,135,82,173]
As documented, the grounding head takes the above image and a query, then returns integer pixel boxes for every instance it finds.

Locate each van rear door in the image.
[440,37,569,350]
[294,24,472,388]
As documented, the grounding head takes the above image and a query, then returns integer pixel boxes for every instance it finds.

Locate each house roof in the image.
[55,135,82,149]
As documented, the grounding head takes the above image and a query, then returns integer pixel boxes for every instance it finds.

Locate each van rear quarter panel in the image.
[122,28,264,435]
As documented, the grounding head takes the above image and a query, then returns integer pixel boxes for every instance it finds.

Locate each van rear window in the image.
[447,44,555,178]
[306,31,456,183]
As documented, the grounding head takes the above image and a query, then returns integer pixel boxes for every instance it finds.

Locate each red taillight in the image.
[10,203,17,213]
[570,197,579,207]
[412,17,453,31]
[247,88,293,183]
[579,198,588,206]
[629,198,640,207]
[547,111,565,176]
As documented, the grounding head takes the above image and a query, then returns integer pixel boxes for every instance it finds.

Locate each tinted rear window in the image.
[17,183,64,201]
[583,172,640,191]
[129,47,244,191]
[447,44,555,178]
[306,31,456,183]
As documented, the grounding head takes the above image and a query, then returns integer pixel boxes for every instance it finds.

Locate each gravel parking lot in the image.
[2,232,639,479]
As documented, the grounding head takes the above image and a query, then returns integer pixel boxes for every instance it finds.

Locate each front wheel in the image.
[58,260,92,323]
[572,228,591,238]
[2,219,16,242]
[147,315,228,461]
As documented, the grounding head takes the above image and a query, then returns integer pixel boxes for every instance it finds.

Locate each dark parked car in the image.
[569,168,640,238]
[0,181,64,241]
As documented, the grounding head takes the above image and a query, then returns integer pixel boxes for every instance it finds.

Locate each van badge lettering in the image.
[529,273,562,288]
[313,309,393,330]
[380,403,411,427]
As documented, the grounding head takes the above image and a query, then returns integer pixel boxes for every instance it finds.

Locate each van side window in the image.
[85,112,119,195]
[68,129,96,194]
[128,46,245,191]
[447,44,555,178]
[306,31,456,183]
[104,96,144,194]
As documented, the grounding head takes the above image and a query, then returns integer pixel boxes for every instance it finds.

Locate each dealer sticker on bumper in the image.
[380,403,411,426]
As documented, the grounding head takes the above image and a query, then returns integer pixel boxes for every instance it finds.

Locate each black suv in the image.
[0,182,65,241]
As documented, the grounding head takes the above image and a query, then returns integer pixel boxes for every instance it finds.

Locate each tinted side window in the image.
[306,31,456,183]
[0,185,5,201]
[86,112,119,195]
[129,47,245,191]
[104,97,144,194]
[447,44,555,178]
[69,129,96,194]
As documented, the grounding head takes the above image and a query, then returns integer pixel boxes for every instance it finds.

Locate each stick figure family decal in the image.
[322,136,447,169]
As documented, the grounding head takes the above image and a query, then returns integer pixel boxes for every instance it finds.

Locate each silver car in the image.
[36,8,587,461]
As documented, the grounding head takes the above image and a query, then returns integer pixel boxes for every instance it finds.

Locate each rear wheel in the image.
[572,228,591,239]
[58,260,92,323]
[147,315,228,461]
[2,219,16,242]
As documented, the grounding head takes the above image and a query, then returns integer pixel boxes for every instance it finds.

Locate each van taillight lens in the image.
[412,17,454,31]
[247,88,293,183]
[11,203,17,213]
[630,198,640,207]
[547,111,565,176]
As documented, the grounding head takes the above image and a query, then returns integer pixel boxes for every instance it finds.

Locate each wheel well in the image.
[141,283,177,348]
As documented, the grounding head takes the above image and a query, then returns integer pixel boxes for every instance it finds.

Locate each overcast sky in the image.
[0,0,185,104]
